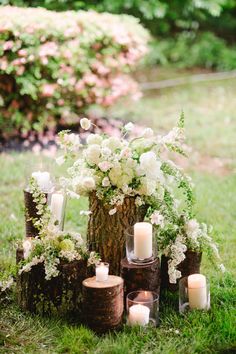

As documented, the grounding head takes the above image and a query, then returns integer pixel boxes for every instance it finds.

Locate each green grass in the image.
[1,69,236,353]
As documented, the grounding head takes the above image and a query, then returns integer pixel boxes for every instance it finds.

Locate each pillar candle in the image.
[128,304,150,326]
[32,171,52,192]
[134,222,152,259]
[96,262,109,282]
[188,274,207,309]
[50,192,64,226]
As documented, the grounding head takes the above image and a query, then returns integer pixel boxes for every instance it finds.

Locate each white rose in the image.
[101,147,112,157]
[85,144,101,165]
[102,177,110,187]
[124,122,134,132]
[82,177,96,190]
[139,151,163,181]
[98,161,113,172]
[142,128,154,138]
[87,134,103,145]
[80,117,91,130]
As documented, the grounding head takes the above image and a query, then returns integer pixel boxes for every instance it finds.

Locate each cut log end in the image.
[82,275,124,333]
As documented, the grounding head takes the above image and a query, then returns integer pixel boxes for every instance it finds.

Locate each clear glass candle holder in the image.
[95,262,109,282]
[125,225,157,265]
[179,276,210,314]
[48,189,67,231]
[126,290,159,327]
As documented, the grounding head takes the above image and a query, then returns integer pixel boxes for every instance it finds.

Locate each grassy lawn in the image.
[0,69,236,353]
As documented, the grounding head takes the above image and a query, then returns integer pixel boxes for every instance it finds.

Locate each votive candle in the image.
[128,304,150,326]
[96,262,109,282]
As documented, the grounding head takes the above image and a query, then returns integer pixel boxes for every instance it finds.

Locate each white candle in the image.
[32,171,52,192]
[128,304,150,326]
[50,192,64,226]
[134,222,152,259]
[188,274,207,309]
[96,262,109,282]
[23,238,32,259]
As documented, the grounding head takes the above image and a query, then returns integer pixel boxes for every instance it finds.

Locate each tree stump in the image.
[16,248,94,316]
[87,193,148,275]
[24,190,48,238]
[161,250,202,292]
[120,258,161,301]
[82,275,124,333]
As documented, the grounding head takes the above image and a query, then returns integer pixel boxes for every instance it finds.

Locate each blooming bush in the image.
[57,115,224,283]
[0,6,149,136]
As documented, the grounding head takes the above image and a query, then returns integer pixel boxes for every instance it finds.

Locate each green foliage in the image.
[147,32,236,70]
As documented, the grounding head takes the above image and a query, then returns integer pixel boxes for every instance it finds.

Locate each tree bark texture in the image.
[120,257,161,301]
[87,193,148,275]
[24,190,48,238]
[161,250,202,292]
[82,275,124,333]
[16,248,94,316]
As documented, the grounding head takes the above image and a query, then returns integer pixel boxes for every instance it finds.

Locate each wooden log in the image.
[16,248,94,316]
[120,258,161,301]
[87,192,148,275]
[161,250,202,292]
[82,275,124,333]
[24,190,48,238]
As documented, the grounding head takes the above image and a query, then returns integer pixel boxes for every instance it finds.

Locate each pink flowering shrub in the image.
[0,6,149,136]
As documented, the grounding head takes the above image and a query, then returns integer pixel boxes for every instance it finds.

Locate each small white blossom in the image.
[109,208,117,215]
[102,177,110,187]
[142,128,154,138]
[85,144,101,165]
[80,210,92,216]
[219,263,226,273]
[124,122,134,132]
[98,161,113,172]
[80,117,91,130]
[0,277,14,292]
[150,211,165,228]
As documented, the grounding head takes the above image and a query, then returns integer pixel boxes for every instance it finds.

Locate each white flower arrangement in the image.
[57,114,224,283]
[19,177,100,280]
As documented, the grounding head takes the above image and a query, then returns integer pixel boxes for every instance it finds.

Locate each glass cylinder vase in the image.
[179,276,210,313]
[126,290,159,327]
[125,224,157,265]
